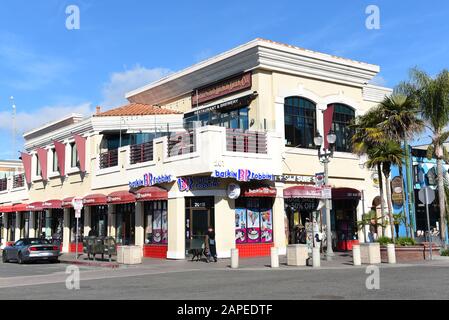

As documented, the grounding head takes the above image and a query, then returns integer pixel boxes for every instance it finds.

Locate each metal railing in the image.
[13,174,24,188]
[130,141,154,164]
[0,178,7,191]
[99,149,118,169]
[226,129,267,154]
[167,131,196,157]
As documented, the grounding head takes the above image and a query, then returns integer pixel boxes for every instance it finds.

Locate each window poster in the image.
[260,209,273,243]
[246,209,260,243]
[145,215,153,244]
[153,211,162,243]
[235,208,247,243]
[161,210,168,244]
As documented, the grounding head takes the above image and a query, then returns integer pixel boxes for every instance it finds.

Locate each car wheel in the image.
[2,252,8,263]
[50,258,59,263]
[17,253,24,264]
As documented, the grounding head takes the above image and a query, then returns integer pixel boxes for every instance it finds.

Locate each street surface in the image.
[1,254,448,300]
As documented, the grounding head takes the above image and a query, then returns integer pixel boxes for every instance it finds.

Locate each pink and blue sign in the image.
[129,173,175,188]
[211,169,274,182]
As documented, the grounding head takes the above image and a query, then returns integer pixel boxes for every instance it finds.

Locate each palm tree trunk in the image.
[384,173,396,241]
[437,158,447,247]
[398,166,410,237]
[377,163,386,237]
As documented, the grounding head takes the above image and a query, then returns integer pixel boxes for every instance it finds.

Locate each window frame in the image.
[70,142,79,168]
[331,103,355,153]
[284,97,317,149]
[144,201,168,245]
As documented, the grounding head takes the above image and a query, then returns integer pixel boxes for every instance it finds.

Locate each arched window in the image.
[332,103,355,152]
[284,97,316,148]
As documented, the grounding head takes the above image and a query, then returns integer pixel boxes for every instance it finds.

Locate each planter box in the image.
[380,243,440,263]
[117,245,142,264]
[360,243,381,264]
[287,244,307,266]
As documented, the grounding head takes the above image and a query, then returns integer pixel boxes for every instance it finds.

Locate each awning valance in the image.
[62,197,74,208]
[283,185,323,199]
[26,202,43,211]
[242,186,277,197]
[83,194,107,206]
[133,186,168,201]
[107,191,136,205]
[332,188,361,200]
[12,204,28,212]
[0,205,13,213]
[42,200,62,209]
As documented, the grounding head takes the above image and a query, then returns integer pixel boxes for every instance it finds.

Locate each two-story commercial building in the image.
[0,38,392,258]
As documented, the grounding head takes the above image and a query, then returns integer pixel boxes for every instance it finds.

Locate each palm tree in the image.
[366,141,404,241]
[398,68,449,245]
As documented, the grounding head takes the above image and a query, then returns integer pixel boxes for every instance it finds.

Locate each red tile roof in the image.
[94,103,182,117]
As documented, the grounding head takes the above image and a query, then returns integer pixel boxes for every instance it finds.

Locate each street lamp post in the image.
[314,130,337,261]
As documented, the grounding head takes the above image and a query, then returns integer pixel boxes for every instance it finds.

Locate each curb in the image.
[59,259,120,269]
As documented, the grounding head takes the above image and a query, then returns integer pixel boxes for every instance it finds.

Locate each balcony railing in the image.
[13,174,24,188]
[0,178,7,191]
[226,129,267,154]
[130,141,154,164]
[99,149,119,169]
[167,131,196,157]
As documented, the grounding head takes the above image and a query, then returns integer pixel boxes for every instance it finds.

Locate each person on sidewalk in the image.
[206,227,217,262]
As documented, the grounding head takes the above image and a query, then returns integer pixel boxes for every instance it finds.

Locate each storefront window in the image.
[70,208,84,243]
[91,205,108,237]
[144,201,168,244]
[235,198,273,243]
[284,97,316,148]
[49,209,64,244]
[184,106,249,130]
[332,103,355,153]
[8,213,16,241]
[35,211,45,238]
[116,203,135,245]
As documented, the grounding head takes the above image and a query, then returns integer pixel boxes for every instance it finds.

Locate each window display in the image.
[144,201,168,244]
[235,197,273,243]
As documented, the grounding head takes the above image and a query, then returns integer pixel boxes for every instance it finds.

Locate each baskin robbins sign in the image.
[129,173,175,188]
[211,169,274,182]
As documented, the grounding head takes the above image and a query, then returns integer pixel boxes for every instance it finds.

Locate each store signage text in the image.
[275,175,316,183]
[191,72,252,105]
[212,169,274,182]
[129,173,175,188]
[185,94,256,118]
[178,176,219,192]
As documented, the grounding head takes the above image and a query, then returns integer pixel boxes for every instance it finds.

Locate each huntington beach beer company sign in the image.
[129,173,175,188]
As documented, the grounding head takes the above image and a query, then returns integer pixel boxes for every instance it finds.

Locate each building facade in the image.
[0,39,392,258]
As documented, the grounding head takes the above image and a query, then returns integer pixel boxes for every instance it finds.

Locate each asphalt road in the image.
[1,259,449,300]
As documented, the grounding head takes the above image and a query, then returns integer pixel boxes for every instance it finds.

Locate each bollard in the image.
[353,244,361,266]
[312,247,320,268]
[387,243,396,264]
[270,247,279,268]
[231,248,239,269]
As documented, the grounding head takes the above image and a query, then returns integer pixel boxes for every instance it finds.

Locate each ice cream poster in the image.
[260,209,273,243]
[235,208,247,243]
[246,209,260,243]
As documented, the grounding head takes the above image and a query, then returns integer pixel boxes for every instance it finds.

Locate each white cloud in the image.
[101,65,172,107]
[0,102,94,136]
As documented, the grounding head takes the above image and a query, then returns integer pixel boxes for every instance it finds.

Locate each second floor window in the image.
[331,103,355,153]
[35,154,42,176]
[71,143,79,168]
[284,97,316,148]
[52,149,59,172]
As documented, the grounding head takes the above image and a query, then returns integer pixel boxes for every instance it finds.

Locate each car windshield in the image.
[25,239,51,245]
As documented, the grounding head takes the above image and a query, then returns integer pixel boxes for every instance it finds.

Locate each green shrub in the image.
[440,249,449,256]
[376,236,394,245]
[395,237,416,246]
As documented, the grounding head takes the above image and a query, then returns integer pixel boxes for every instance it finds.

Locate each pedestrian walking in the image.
[206,227,217,262]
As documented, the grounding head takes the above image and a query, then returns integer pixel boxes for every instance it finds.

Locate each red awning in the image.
[26,202,44,211]
[0,205,13,213]
[332,188,361,200]
[242,186,277,197]
[12,204,27,212]
[42,200,62,209]
[283,185,323,199]
[83,193,107,206]
[134,186,168,201]
[107,191,136,205]
[62,197,74,208]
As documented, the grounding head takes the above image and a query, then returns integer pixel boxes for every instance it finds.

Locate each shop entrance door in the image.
[116,204,135,245]
[191,209,210,240]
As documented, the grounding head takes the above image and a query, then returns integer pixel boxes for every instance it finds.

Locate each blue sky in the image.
[0,0,448,159]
